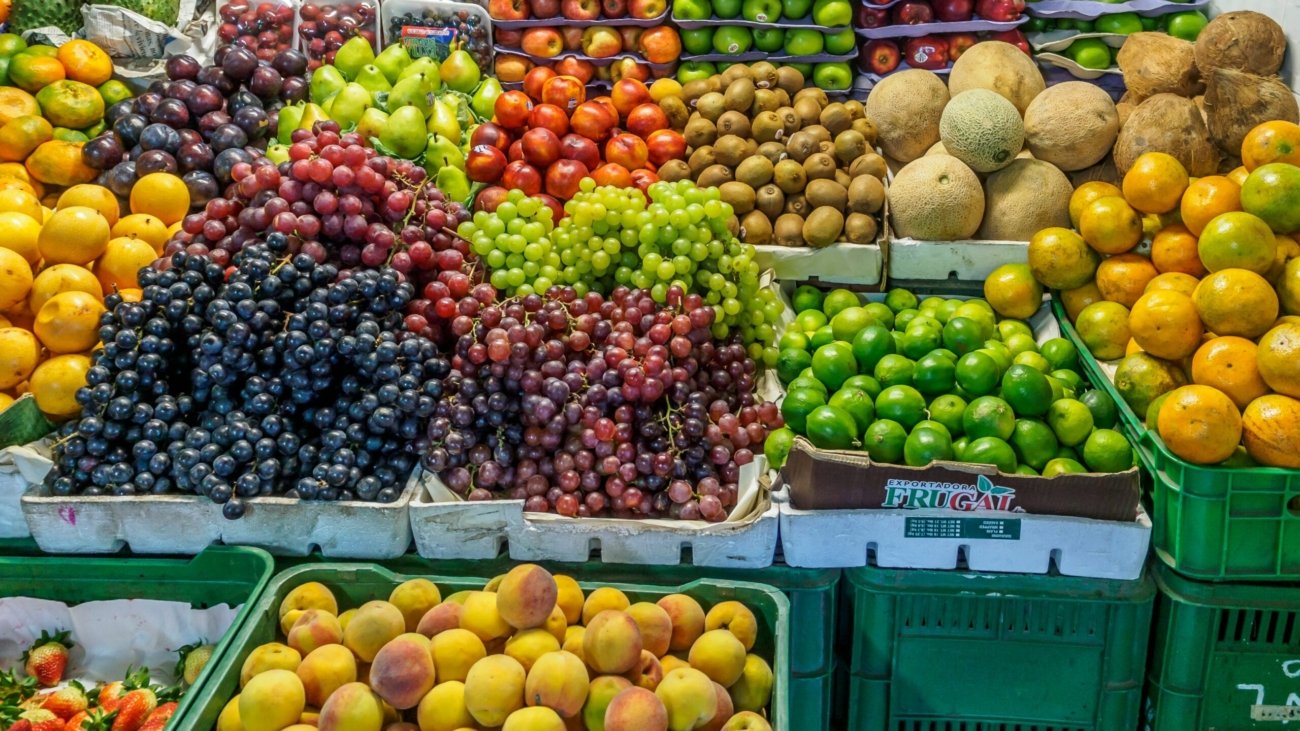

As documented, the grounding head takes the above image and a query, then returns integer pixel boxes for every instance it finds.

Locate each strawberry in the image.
[134,703,174,731]
[175,643,214,687]
[107,688,155,731]
[40,683,87,720]
[16,710,64,731]
[97,669,148,715]
[22,632,72,688]
[61,712,88,731]
[63,708,114,731]
[8,720,32,731]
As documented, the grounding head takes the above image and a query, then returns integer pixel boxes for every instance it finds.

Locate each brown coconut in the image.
[864,69,950,163]
[1194,11,1287,76]
[947,41,1045,115]
[1068,156,1121,188]
[1116,33,1202,99]
[1114,93,1220,176]
[1204,66,1300,156]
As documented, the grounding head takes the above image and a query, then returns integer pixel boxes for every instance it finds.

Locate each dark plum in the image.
[271,48,308,77]
[113,114,148,148]
[165,54,202,81]
[147,80,169,95]
[136,150,179,175]
[150,98,191,128]
[213,147,253,183]
[198,110,233,136]
[178,129,204,147]
[221,46,258,81]
[279,76,308,103]
[177,143,216,173]
[182,170,221,206]
[132,92,163,117]
[226,90,262,115]
[213,43,232,65]
[106,161,138,197]
[209,124,249,152]
[232,106,269,141]
[140,124,183,154]
[166,79,197,100]
[248,66,283,98]
[186,85,225,116]
[197,66,238,96]
[82,134,125,170]
[105,100,135,125]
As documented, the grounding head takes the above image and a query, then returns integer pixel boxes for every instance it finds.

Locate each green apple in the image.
[782,0,811,18]
[783,28,824,56]
[1068,38,1112,70]
[811,0,851,27]
[681,27,716,54]
[1070,19,1094,31]
[753,27,786,52]
[1094,12,1142,34]
[1140,15,1157,31]
[677,61,717,83]
[713,0,743,18]
[823,27,855,54]
[1025,17,1048,32]
[1163,10,1208,41]
[674,0,711,19]
[714,26,755,54]
[717,61,736,72]
[742,0,782,22]
[812,62,852,91]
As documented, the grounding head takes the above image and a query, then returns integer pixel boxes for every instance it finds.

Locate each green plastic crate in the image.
[844,564,1156,730]
[1054,296,1300,581]
[1145,560,1300,730]
[0,547,274,724]
[184,563,791,730]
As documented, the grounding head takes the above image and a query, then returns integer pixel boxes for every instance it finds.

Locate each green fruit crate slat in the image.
[789,667,841,731]
[1053,296,1300,581]
[0,546,275,724]
[843,564,1156,731]
[1145,560,1300,731]
[181,563,791,730]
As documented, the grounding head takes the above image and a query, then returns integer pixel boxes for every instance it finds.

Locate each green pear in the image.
[329,82,373,129]
[334,36,376,81]
[435,165,470,204]
[439,49,480,93]
[471,77,503,120]
[276,103,304,144]
[354,64,392,94]
[426,132,466,170]
[355,107,390,142]
[398,56,440,84]
[387,73,433,116]
[381,106,429,159]
[426,96,462,145]
[297,103,330,133]
[321,93,336,117]
[374,44,413,84]
[309,64,346,103]
[265,143,290,164]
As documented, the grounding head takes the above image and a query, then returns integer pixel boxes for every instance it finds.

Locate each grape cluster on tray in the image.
[386,8,493,71]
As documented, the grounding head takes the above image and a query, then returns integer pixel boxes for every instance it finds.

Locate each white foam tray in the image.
[776,489,1151,579]
[887,238,1029,282]
[409,459,779,568]
[754,242,884,287]
[0,443,51,539]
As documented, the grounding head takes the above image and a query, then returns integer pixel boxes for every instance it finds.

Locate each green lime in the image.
[919,296,944,314]
[1047,398,1094,447]
[764,427,796,469]
[928,394,967,436]
[97,79,133,107]
[810,324,835,349]
[811,342,858,390]
[831,306,872,342]
[863,420,907,463]
[842,374,883,400]
[894,308,919,330]
[1041,458,1088,477]
[781,388,827,434]
[979,343,1012,374]
[852,325,896,374]
[1050,369,1084,391]
[1055,445,1080,461]
[776,348,813,385]
[806,405,859,450]
[908,314,942,333]
[891,331,905,353]
[952,436,971,460]
[963,395,1016,440]
[1013,351,1052,373]
[778,330,810,351]
[862,302,895,330]
[1046,376,1066,403]
[796,309,829,334]
[905,425,954,466]
[901,324,943,359]
[792,285,824,313]
[937,299,961,323]
[0,34,27,58]
[1082,429,1135,472]
[956,351,999,396]
[953,302,996,339]
[884,289,919,313]
[875,385,927,429]
[1010,419,1059,470]
[1015,464,1038,475]
[1001,364,1052,417]
[829,387,875,436]
[930,348,958,362]
[915,419,951,438]
[873,354,915,388]
[997,319,1034,341]
[913,352,956,396]
[964,436,1018,472]
[1003,333,1038,357]
[1221,446,1258,468]
[822,289,860,318]
[942,317,985,356]
[24,44,58,57]
[1080,389,1119,429]
[1041,338,1080,371]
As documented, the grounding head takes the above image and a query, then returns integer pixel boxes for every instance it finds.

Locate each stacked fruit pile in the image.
[297,0,379,69]
[855,0,1028,77]
[219,0,296,59]
[1027,7,1207,74]
[224,567,774,730]
[1025,120,1300,469]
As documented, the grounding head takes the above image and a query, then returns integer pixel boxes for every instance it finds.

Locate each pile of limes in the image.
[763,285,1136,477]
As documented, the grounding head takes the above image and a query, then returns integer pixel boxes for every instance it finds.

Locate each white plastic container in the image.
[382,0,493,71]
[297,0,381,67]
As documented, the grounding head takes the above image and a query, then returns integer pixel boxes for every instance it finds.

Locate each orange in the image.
[1227,166,1249,187]
[1129,290,1203,360]
[1158,385,1242,464]
[0,188,41,220]
[28,353,89,418]
[24,140,96,187]
[0,212,40,264]
[0,115,52,163]
[1241,394,1300,468]
[1125,338,1144,355]
[97,237,157,293]
[0,326,39,389]
[129,173,191,226]
[0,245,31,310]
[1180,175,1241,237]
[1079,196,1143,255]
[38,205,109,264]
[8,53,65,93]
[0,177,38,198]
[1257,323,1300,398]
[1069,181,1122,229]
[34,80,104,130]
[0,88,38,126]
[1191,336,1270,410]
[1197,211,1277,274]
[1122,152,1189,214]
[1240,162,1300,234]
[57,184,120,227]
[29,263,101,314]
[1096,253,1159,308]
[1027,227,1099,290]
[1075,301,1131,360]
[1146,272,1200,297]
[1192,269,1279,339]
[1059,282,1102,322]
[1241,120,1300,171]
[33,290,105,353]
[112,213,170,253]
[983,263,1043,319]
[56,40,112,86]
[1150,224,1207,276]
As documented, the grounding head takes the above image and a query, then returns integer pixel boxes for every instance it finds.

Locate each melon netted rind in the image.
[863,69,949,164]
[939,88,1024,174]
[947,40,1045,116]
[1023,82,1120,172]
[887,154,985,241]
[977,158,1073,242]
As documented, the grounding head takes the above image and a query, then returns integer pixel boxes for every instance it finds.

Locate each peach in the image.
[344,601,407,663]
[299,709,321,725]
[288,609,344,655]
[338,608,357,631]
[582,675,632,731]
[240,643,302,687]
[485,574,507,592]
[444,590,474,605]
[240,669,306,731]
[689,630,746,688]
[461,591,513,643]
[605,686,667,731]
[432,627,488,683]
[417,680,476,731]
[389,579,443,632]
[583,610,643,675]
[216,695,241,731]
[464,655,527,727]
[660,655,691,675]
[698,682,735,731]
[298,644,357,707]
[705,602,757,651]
[657,595,706,652]
[582,587,630,625]
[283,726,317,731]
[318,681,384,731]
[728,655,772,713]
[525,650,589,717]
[545,604,568,644]
[553,575,584,624]
[503,706,566,731]
[386,724,418,731]
[562,626,586,662]
[498,564,559,630]
[655,668,717,731]
[369,633,436,710]
[506,628,562,673]
[417,602,463,638]
[721,711,772,730]
[626,602,673,658]
[625,650,663,691]
[279,582,339,634]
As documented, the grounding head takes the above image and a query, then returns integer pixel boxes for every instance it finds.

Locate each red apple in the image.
[619,27,643,51]
[892,1,933,24]
[947,32,977,60]
[470,122,512,153]
[905,35,949,70]
[508,139,526,162]
[495,28,523,46]
[861,39,900,74]
[555,56,595,82]
[528,103,570,137]
[489,0,528,20]
[536,194,565,224]
[561,26,584,51]
[494,90,534,129]
[630,168,658,194]
[560,133,601,168]
[590,96,619,125]
[605,132,648,170]
[522,127,563,167]
[530,0,561,17]
[545,159,589,199]
[541,75,587,114]
[855,5,889,28]
[502,160,544,195]
[467,144,508,182]
[976,0,1023,21]
[628,0,665,19]
[987,29,1030,54]
[638,26,680,65]
[645,129,686,166]
[570,101,617,142]
[523,66,557,101]
[494,55,534,83]
[626,103,669,138]
[475,186,510,212]
[582,27,622,58]
[932,0,972,21]
[521,28,564,58]
[561,0,600,20]
[611,78,653,118]
[592,162,633,187]
[609,57,650,83]
[602,0,627,17]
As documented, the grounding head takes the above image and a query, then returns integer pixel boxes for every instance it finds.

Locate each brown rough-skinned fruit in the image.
[752,111,784,144]
[793,97,822,129]
[773,159,807,194]
[774,213,804,246]
[660,97,689,131]
[697,164,734,189]
[724,78,755,112]
[749,61,778,89]
[740,210,773,245]
[683,117,717,149]
[864,69,949,162]
[850,153,887,180]
[1203,67,1299,156]
[848,175,885,214]
[844,212,878,244]
[658,160,691,182]
[756,184,785,218]
[805,178,847,210]
[802,153,836,181]
[719,181,756,215]
[785,130,818,162]
[752,88,781,114]
[757,141,787,164]
[1113,93,1220,176]
[803,206,844,248]
[1194,11,1286,76]
[794,87,827,108]
[834,130,867,166]
[696,92,725,121]
[713,135,748,167]
[688,147,716,176]
[819,104,851,136]
[775,106,800,136]
[736,156,775,188]
[776,66,804,96]
[784,193,809,217]
[1116,33,1202,99]
[715,110,750,139]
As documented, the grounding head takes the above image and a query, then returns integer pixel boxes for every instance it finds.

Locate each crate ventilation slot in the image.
[1217,607,1300,647]
[898,597,1103,639]
[892,722,1088,731]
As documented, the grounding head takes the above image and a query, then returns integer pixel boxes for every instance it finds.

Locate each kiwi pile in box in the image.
[656,62,887,248]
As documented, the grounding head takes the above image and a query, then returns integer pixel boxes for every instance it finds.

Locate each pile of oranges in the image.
[1024,119,1300,469]
[0,173,187,419]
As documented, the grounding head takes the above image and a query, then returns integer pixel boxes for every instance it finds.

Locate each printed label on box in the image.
[904,516,1022,540]
[883,474,1019,512]
[401,25,458,60]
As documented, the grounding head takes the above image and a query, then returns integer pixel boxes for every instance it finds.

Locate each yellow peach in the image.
[605,686,668,731]
[704,602,757,652]
[240,643,302,687]
[655,668,717,731]
[297,644,357,708]
[279,582,339,635]
[389,579,442,632]
[626,602,673,658]
[464,654,527,727]
[240,669,306,731]
[553,575,584,624]
[432,627,488,683]
[688,630,746,688]
[502,706,566,731]
[287,609,343,655]
[497,564,559,630]
[581,675,633,731]
[344,601,406,663]
[417,602,463,638]
[657,595,706,653]
[461,591,513,643]
[525,650,589,718]
[583,610,643,675]
[728,655,773,713]
[417,680,476,731]
[318,681,384,731]
[369,633,435,710]
[505,628,562,673]
[582,587,631,625]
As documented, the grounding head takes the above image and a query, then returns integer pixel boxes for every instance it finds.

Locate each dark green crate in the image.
[844,564,1156,730]
[789,667,839,731]
[0,547,274,724]
[1054,296,1300,582]
[1145,560,1300,731]
[184,563,791,730]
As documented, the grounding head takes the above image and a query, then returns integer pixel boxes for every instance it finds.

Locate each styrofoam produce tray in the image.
[0,443,50,539]
[754,242,884,287]
[887,238,1029,282]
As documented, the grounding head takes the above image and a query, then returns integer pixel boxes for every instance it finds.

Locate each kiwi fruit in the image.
[775,107,800,136]
[719,181,756,215]
[792,97,821,129]
[713,135,748,167]
[775,66,805,96]
[784,193,810,217]
[659,97,689,131]
[688,147,716,176]
[658,160,692,182]
[803,206,845,248]
[849,152,888,180]
[715,110,751,139]
[833,130,868,167]
[736,156,775,188]
[843,100,866,119]
[844,212,879,245]
[805,178,848,210]
[773,89,791,108]
[751,111,784,144]
[696,92,726,121]
[848,175,885,215]
[785,131,818,162]
[803,152,836,181]
[835,169,853,189]
[819,104,851,136]
[740,210,773,245]
[774,213,805,246]
[749,61,778,90]
[681,79,714,102]
[793,87,828,108]
[697,164,734,189]
[725,215,740,238]
[724,77,756,113]
[753,89,781,115]
[756,184,785,218]
[773,159,807,195]
[817,140,835,156]
[757,141,787,164]
[803,125,831,145]
[744,138,759,159]
[684,117,717,149]
[851,118,877,146]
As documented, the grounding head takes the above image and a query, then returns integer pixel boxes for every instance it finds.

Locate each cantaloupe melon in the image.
[978,159,1073,241]
[863,69,949,163]
[947,41,1045,115]
[887,154,984,240]
[939,89,1024,174]
[1023,82,1120,171]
